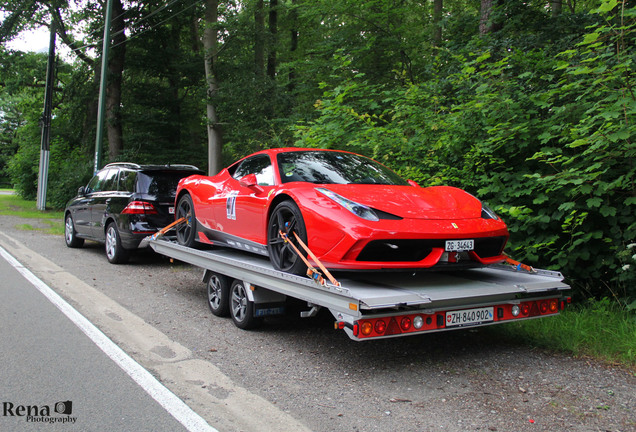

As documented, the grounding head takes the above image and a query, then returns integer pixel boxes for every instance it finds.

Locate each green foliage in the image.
[293,1,636,301]
[492,297,636,367]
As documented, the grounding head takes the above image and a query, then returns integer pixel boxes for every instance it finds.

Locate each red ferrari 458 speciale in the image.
[174,148,509,275]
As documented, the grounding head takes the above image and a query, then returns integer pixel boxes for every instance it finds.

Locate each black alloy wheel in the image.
[175,193,197,248]
[267,200,308,276]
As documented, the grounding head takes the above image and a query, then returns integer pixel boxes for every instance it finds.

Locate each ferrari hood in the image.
[321,185,483,220]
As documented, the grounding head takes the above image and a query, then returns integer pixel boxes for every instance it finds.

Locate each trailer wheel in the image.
[176,193,197,248]
[229,280,261,330]
[267,200,308,275]
[207,273,230,317]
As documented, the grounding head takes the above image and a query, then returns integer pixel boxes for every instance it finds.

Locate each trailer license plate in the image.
[445,239,474,251]
[446,307,493,327]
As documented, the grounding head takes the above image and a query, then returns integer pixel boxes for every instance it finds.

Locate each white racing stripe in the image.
[0,245,217,432]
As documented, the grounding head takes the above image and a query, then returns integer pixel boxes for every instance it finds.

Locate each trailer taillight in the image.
[360,321,374,336]
[498,298,563,322]
[353,313,441,338]
[521,303,530,315]
[375,320,387,334]
[413,315,424,329]
[350,297,566,339]
[511,305,520,317]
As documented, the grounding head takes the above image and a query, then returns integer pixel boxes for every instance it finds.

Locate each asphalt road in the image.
[0,214,634,432]
[0,249,199,432]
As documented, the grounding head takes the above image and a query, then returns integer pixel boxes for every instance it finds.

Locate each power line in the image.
[65,0,204,57]
[112,0,203,49]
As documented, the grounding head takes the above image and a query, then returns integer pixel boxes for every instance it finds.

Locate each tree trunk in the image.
[479,0,494,35]
[255,0,265,77]
[204,0,222,175]
[267,0,278,79]
[479,0,502,35]
[551,0,562,17]
[106,0,126,161]
[432,0,443,46]
[288,0,298,92]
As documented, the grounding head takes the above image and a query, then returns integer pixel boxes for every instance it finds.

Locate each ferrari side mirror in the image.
[407,179,419,187]
[239,173,259,188]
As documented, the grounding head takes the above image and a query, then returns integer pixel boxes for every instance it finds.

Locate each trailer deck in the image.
[150,238,570,340]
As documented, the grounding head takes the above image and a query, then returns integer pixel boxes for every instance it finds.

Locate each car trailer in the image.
[149,237,570,341]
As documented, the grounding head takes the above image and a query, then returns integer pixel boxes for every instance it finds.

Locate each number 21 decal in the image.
[226,191,238,220]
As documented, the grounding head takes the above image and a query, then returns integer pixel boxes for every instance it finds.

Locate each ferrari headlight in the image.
[316,188,379,221]
[481,203,500,220]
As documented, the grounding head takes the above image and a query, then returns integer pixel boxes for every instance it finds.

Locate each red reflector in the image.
[122,201,158,215]
[385,318,402,335]
[540,302,548,313]
[530,303,540,316]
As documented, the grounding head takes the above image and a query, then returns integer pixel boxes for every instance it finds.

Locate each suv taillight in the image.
[122,201,158,215]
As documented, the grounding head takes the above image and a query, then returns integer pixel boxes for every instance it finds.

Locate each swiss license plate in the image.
[446,307,493,327]
[168,206,175,214]
[445,239,474,251]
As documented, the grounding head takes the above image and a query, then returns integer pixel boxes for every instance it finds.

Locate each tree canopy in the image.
[0,0,634,303]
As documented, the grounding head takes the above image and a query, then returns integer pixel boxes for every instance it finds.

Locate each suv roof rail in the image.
[103,162,200,171]
[165,164,200,170]
[104,162,141,169]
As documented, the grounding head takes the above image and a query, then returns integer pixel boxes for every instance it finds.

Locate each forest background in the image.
[0,0,634,306]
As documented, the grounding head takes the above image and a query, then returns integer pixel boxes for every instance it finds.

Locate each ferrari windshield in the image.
[277,151,408,185]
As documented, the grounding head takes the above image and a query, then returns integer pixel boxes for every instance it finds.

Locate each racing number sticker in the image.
[226,191,238,220]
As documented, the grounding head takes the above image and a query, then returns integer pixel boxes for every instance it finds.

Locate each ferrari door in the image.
[217,154,274,245]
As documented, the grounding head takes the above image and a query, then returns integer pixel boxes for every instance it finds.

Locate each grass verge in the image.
[0,192,64,235]
[490,297,636,370]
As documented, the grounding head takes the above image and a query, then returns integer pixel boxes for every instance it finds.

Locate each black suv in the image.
[64,162,202,263]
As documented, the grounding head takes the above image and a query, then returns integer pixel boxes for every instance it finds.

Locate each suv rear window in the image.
[136,171,193,200]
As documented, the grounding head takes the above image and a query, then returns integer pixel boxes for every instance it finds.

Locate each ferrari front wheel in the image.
[267,200,308,276]
[176,193,197,248]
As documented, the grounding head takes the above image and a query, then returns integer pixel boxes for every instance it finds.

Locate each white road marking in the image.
[0,245,218,432]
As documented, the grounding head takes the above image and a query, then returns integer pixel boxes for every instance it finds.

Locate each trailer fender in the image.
[241,281,287,304]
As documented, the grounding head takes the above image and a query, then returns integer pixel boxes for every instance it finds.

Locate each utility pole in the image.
[94,0,113,174]
[36,21,56,211]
